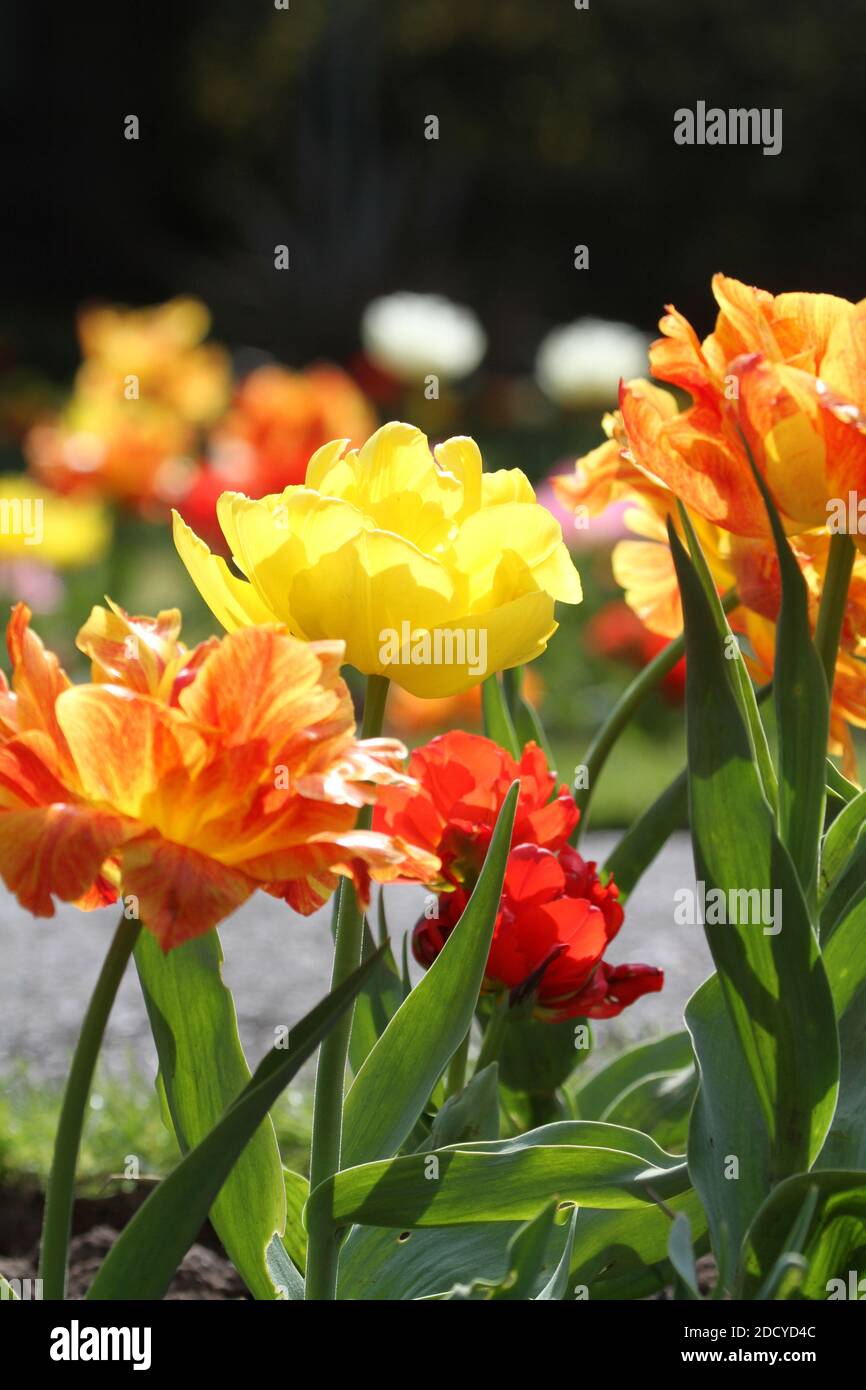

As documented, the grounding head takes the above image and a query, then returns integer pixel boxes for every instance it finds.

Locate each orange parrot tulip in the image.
[0,603,438,949]
[556,381,866,778]
[618,275,866,538]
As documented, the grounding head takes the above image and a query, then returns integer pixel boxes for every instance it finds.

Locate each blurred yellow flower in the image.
[173,421,582,697]
[75,297,230,426]
[0,475,110,567]
[27,298,230,507]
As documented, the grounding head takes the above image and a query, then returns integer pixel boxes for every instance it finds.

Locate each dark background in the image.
[2,0,865,377]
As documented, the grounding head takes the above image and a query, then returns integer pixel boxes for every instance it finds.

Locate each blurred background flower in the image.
[360,291,487,384]
[534,318,649,410]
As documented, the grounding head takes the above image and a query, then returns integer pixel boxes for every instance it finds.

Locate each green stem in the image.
[305,673,390,1301]
[39,913,141,1299]
[573,589,739,843]
[814,532,855,692]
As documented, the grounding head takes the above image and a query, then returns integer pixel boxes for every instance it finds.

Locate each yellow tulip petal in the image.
[172,510,277,632]
[288,529,457,677]
[455,502,581,604]
[481,469,537,507]
[433,436,483,517]
[386,590,557,698]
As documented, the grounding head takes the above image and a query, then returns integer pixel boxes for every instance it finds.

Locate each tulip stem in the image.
[573,589,739,843]
[306,673,390,1301]
[814,532,855,692]
[39,912,141,1299]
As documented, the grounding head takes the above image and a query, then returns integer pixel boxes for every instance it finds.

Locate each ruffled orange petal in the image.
[0,804,127,916]
[119,835,256,950]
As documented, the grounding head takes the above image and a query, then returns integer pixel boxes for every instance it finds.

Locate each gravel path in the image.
[0,833,711,1086]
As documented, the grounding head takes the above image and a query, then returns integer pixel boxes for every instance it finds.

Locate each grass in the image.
[0,1059,312,1193]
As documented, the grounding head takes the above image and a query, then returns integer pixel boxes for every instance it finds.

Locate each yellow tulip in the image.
[173,421,581,696]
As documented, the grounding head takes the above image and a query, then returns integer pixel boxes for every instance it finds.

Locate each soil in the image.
[0,1184,247,1300]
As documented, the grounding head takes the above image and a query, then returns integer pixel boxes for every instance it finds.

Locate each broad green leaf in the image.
[752,1185,817,1301]
[424,1064,500,1148]
[816,886,866,1168]
[820,832,866,940]
[568,1188,707,1300]
[820,787,866,900]
[739,1171,866,1299]
[826,759,860,804]
[603,769,687,903]
[0,1275,20,1301]
[342,783,519,1167]
[135,928,286,1300]
[747,456,829,901]
[600,1063,696,1154]
[86,951,381,1301]
[339,1221,520,1300]
[676,505,777,812]
[668,1211,701,1299]
[535,1207,578,1299]
[671,525,839,1177]
[282,1168,309,1276]
[309,1121,689,1230]
[347,924,403,1075]
[571,1031,693,1121]
[685,973,770,1269]
[426,1203,560,1300]
[481,674,521,758]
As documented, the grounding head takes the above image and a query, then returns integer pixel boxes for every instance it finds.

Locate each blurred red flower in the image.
[586,601,686,704]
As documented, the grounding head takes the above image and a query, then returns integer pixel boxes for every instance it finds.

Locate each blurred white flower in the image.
[361,292,487,383]
[534,317,649,409]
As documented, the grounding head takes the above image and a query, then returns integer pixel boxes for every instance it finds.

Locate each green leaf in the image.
[134,928,286,1300]
[535,1207,578,1299]
[826,759,860,804]
[747,456,829,903]
[86,950,381,1301]
[427,1203,561,1300]
[601,1063,696,1154]
[816,886,866,1168]
[685,973,771,1269]
[603,769,687,904]
[338,1221,519,1300]
[568,1187,707,1300]
[571,1031,693,1121]
[676,505,778,812]
[498,1011,590,1095]
[309,1121,690,1230]
[425,1064,500,1148]
[668,1211,701,1299]
[739,1171,866,1299]
[820,787,866,901]
[347,924,403,1075]
[820,832,866,940]
[481,674,521,758]
[671,524,839,1178]
[0,1275,20,1302]
[282,1168,309,1276]
[341,782,519,1168]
